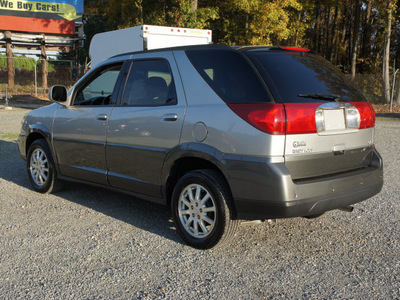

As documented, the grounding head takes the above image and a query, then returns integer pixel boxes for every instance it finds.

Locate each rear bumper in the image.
[223,149,383,220]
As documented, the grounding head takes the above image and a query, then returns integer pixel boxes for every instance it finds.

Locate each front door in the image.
[53,62,125,185]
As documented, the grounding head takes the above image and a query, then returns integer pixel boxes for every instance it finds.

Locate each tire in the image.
[27,139,63,194]
[171,169,238,249]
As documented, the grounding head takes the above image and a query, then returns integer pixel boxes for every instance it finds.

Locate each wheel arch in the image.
[162,143,232,206]
[25,125,52,156]
[25,125,61,175]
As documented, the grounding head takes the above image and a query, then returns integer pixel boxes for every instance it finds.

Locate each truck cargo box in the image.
[89,25,212,68]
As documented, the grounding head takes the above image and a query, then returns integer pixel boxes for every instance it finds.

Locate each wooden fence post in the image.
[41,34,47,89]
[5,31,14,89]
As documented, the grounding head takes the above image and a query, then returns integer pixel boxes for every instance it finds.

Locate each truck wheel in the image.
[27,139,63,194]
[171,169,238,249]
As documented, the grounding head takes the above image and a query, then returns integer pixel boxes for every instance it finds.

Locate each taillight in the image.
[345,106,361,129]
[351,102,375,129]
[228,101,375,135]
[227,103,286,135]
[228,103,320,135]
[285,103,321,134]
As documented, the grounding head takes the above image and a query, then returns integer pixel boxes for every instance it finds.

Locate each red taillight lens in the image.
[285,103,321,134]
[228,103,321,135]
[228,103,286,135]
[351,102,375,129]
[229,101,375,135]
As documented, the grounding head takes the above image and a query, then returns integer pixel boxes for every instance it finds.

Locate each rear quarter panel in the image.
[172,50,285,158]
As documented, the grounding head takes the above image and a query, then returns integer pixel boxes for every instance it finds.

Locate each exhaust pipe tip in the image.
[338,206,354,213]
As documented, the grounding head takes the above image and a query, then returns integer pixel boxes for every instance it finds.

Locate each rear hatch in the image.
[244,48,376,181]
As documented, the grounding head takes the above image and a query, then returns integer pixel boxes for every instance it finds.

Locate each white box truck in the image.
[89,25,212,68]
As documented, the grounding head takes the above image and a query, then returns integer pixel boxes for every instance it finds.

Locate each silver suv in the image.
[18,45,383,249]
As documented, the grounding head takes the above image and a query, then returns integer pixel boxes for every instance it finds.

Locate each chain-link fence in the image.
[351,73,385,104]
[0,56,84,98]
[1,55,398,105]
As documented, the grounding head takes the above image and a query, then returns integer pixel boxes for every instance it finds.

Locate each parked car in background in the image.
[18,43,383,249]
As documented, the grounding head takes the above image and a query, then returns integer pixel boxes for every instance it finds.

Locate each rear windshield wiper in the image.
[298,93,342,101]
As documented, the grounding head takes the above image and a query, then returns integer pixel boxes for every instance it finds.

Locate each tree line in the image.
[84,0,400,104]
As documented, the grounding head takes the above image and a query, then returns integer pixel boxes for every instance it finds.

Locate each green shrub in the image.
[0,54,55,72]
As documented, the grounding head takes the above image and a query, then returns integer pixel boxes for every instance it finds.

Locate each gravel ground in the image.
[0,108,399,299]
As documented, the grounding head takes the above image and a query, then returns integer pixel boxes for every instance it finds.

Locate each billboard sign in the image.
[0,0,83,34]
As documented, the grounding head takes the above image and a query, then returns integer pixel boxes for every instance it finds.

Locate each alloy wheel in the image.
[178,184,217,239]
[29,148,49,187]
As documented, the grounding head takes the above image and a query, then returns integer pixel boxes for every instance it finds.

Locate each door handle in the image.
[96,114,108,121]
[161,114,178,122]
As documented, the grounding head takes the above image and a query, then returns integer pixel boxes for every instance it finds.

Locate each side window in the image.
[121,59,177,106]
[186,49,272,104]
[73,64,122,106]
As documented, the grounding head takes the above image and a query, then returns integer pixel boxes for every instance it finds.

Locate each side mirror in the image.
[49,85,67,103]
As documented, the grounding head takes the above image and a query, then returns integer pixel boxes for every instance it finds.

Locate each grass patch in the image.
[0,133,19,141]
[376,117,400,122]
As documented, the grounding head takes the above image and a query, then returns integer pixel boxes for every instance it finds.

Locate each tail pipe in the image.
[338,206,354,213]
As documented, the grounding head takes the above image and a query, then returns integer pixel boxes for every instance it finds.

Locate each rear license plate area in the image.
[324,109,346,131]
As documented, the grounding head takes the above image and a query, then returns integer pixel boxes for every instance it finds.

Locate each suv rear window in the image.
[247,51,366,103]
[186,49,272,103]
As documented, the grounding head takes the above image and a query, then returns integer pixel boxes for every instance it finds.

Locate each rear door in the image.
[105,52,186,198]
[246,50,375,180]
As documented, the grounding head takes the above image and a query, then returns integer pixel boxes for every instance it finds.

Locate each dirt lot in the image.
[0,107,399,299]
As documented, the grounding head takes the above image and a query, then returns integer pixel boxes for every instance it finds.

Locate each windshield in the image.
[246,51,367,103]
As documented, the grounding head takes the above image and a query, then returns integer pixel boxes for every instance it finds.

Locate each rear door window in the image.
[121,59,177,106]
[186,49,272,103]
[247,51,366,103]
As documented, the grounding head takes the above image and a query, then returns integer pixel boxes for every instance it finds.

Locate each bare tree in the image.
[351,0,361,79]
[191,0,198,11]
[395,72,400,105]
[382,1,393,103]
